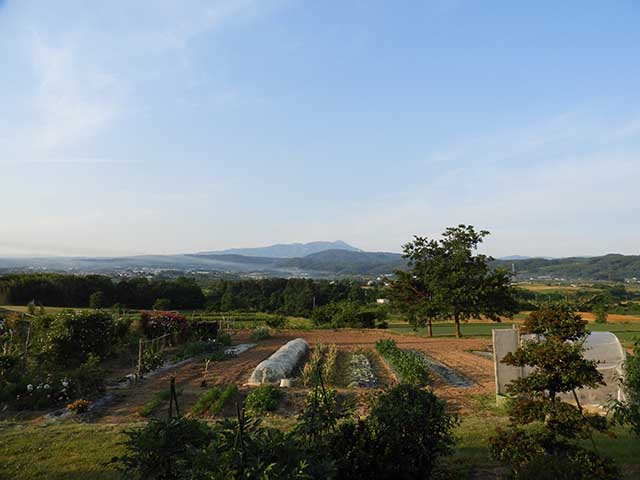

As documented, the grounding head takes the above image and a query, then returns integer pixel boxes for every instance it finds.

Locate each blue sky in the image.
[1,1,639,257]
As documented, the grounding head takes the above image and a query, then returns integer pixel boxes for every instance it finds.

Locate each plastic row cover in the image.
[248,338,309,385]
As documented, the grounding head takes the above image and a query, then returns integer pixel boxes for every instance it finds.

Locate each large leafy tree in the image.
[490,304,619,479]
[396,225,517,337]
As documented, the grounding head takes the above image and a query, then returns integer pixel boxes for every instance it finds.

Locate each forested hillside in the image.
[493,254,640,281]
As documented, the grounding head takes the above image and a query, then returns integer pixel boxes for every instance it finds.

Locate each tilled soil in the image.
[94,329,494,422]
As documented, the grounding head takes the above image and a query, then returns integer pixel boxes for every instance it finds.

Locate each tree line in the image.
[0,273,205,310]
[0,274,386,315]
[204,278,385,316]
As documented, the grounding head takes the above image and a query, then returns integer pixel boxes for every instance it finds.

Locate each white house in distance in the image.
[376,298,390,305]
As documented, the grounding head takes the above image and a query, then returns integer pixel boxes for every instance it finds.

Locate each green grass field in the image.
[389,320,640,347]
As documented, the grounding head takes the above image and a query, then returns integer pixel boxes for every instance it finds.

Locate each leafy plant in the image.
[611,338,640,437]
[211,384,238,415]
[32,310,122,369]
[347,352,377,388]
[190,386,221,416]
[330,384,457,480]
[215,330,232,346]
[139,311,187,340]
[489,303,619,479]
[116,417,213,480]
[245,384,282,414]
[250,326,271,341]
[141,345,165,373]
[265,315,286,329]
[375,339,431,386]
[302,343,327,386]
[322,344,338,385]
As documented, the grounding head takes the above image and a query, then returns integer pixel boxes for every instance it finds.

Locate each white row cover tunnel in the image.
[493,329,626,407]
[248,338,309,385]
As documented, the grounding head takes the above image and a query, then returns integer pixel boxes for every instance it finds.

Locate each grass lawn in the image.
[0,422,128,480]
[389,320,640,347]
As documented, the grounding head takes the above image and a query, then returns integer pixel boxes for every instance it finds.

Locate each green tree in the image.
[594,301,608,324]
[490,304,618,479]
[398,225,517,337]
[89,291,107,309]
[153,298,171,311]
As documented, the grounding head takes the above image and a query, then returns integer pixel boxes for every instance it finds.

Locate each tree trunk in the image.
[427,318,433,337]
[454,314,462,338]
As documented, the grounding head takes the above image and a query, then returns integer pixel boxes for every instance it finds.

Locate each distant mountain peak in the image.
[198,240,362,259]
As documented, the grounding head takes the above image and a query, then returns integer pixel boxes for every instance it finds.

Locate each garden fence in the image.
[136,332,173,378]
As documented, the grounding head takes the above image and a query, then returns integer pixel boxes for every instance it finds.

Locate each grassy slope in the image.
[0,423,127,480]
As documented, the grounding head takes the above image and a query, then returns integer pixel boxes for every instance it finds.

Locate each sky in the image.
[1,0,639,258]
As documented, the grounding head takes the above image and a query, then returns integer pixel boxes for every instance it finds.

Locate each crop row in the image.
[302,343,338,386]
[346,352,377,388]
[375,339,431,387]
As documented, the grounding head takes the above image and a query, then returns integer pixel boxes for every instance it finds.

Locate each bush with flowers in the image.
[9,375,72,410]
[139,311,187,340]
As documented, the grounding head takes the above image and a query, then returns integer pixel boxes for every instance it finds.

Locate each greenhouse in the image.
[493,329,626,407]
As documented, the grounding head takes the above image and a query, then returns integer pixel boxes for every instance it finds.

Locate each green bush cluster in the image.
[312,302,388,329]
[117,383,456,480]
[245,384,282,414]
[375,339,431,387]
[249,326,271,341]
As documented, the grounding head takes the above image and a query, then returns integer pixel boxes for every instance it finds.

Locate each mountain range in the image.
[0,241,638,281]
[198,240,361,258]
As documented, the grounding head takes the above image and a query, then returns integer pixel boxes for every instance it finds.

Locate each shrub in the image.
[139,311,187,339]
[250,326,271,342]
[153,298,171,311]
[173,340,216,361]
[33,310,122,368]
[245,384,282,414]
[216,330,232,346]
[375,339,431,386]
[117,417,213,480]
[330,384,457,479]
[265,315,286,329]
[312,302,387,329]
[141,345,165,373]
[89,291,107,309]
[490,303,619,479]
[611,338,640,436]
[68,353,105,398]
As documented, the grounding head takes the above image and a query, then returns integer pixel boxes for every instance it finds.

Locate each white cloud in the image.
[30,35,123,153]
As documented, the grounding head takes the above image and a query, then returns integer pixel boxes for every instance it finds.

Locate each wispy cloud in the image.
[30,35,123,153]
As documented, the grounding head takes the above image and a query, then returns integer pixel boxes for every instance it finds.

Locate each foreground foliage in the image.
[116,383,456,480]
[611,339,640,437]
[490,304,619,479]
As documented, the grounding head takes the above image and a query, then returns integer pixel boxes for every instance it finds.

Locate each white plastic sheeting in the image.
[495,330,627,407]
[248,338,309,385]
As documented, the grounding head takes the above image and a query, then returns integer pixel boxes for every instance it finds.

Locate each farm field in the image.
[1,328,639,479]
[388,318,640,348]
